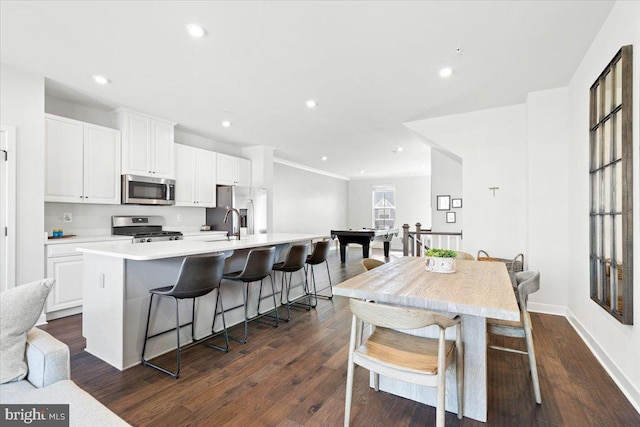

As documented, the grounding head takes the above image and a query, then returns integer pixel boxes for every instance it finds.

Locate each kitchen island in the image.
[77,233,323,370]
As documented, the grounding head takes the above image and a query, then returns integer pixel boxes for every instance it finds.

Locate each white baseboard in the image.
[564,308,640,415]
[35,313,47,326]
[46,306,82,321]
[528,302,567,316]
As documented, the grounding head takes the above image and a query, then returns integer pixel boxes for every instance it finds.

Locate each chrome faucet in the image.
[223,208,241,240]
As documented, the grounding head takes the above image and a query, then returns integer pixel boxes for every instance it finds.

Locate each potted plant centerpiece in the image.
[424,248,458,274]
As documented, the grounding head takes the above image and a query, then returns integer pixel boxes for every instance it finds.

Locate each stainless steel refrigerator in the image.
[206,185,268,236]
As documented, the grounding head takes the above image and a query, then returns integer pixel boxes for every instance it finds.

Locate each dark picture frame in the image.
[452,198,463,208]
[436,195,450,211]
[446,212,456,223]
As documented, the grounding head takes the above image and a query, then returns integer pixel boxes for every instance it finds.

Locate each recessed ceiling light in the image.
[306,99,317,109]
[360,170,365,174]
[222,120,231,127]
[321,156,327,161]
[92,75,110,85]
[393,147,404,153]
[187,24,206,38]
[439,67,453,78]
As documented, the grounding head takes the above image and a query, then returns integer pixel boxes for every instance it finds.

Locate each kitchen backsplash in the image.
[45,203,206,236]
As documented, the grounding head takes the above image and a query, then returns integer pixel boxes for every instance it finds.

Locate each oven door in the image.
[122,175,175,205]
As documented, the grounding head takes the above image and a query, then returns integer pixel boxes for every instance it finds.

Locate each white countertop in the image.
[76,233,324,260]
[45,235,133,245]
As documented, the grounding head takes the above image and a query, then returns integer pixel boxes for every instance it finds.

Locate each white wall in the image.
[174,129,244,157]
[272,162,348,236]
[0,63,45,285]
[348,175,431,250]
[406,104,528,259]
[45,96,112,128]
[430,149,463,234]
[45,203,206,235]
[525,87,570,311]
[565,0,640,410]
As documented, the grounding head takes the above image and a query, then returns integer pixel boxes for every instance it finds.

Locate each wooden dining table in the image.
[333,256,520,422]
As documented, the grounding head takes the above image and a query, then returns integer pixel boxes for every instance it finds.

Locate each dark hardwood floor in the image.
[38,248,639,426]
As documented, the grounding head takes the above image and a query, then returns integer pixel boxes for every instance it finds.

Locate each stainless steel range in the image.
[112,216,183,243]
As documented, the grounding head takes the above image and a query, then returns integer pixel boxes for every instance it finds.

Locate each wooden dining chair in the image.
[361,258,385,271]
[344,299,463,427]
[487,270,541,404]
[456,251,475,260]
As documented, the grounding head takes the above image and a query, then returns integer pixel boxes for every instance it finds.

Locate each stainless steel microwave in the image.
[121,174,175,205]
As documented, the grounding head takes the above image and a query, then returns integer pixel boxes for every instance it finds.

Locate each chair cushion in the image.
[222,271,243,280]
[355,328,455,375]
[0,279,54,384]
[149,286,174,295]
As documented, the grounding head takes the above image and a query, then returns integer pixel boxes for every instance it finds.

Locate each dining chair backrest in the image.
[279,244,309,271]
[170,254,227,299]
[515,270,540,308]
[487,269,541,404]
[235,247,276,282]
[307,240,331,265]
[456,251,475,261]
[349,298,458,331]
[361,258,385,271]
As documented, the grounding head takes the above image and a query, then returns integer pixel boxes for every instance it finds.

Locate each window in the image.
[372,186,395,229]
[589,45,633,325]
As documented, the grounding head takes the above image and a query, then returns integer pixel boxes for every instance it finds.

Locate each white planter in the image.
[425,256,457,274]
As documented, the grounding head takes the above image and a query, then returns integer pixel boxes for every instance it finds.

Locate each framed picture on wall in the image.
[452,198,462,208]
[437,195,451,211]
[446,212,456,223]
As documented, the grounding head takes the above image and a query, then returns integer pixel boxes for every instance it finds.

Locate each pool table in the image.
[330,228,399,263]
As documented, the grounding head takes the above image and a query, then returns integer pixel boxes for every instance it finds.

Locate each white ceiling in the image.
[0,1,614,178]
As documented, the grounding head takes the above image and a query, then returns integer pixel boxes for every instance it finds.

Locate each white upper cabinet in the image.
[151,120,174,177]
[196,150,216,205]
[174,144,216,207]
[45,114,121,204]
[175,144,196,205]
[216,153,251,186]
[114,108,176,179]
[83,124,121,204]
[45,115,84,201]
[236,157,251,186]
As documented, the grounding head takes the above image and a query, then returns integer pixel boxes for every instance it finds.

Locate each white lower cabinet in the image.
[46,254,84,314]
[45,238,131,318]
